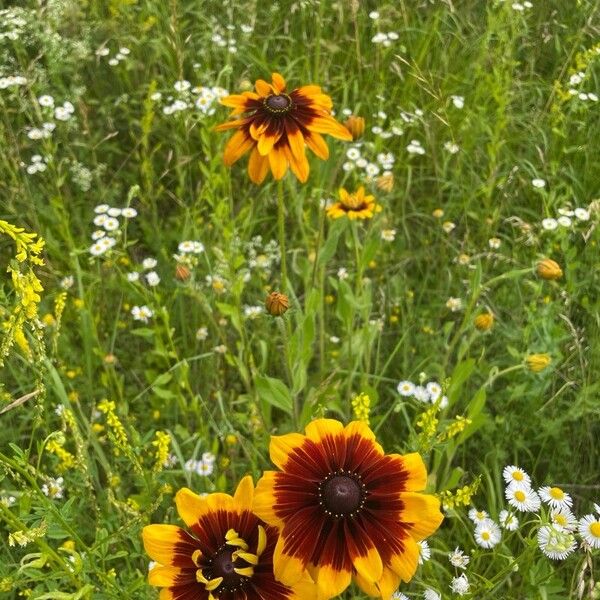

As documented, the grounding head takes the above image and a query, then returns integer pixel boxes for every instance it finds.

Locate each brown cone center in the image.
[322,474,362,515]
[210,548,244,590]
[265,94,291,111]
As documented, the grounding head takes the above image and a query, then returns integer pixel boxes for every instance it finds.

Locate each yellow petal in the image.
[305,132,329,160]
[273,534,307,587]
[304,418,344,444]
[257,132,281,156]
[377,567,403,598]
[175,488,208,527]
[142,524,193,566]
[272,72,287,93]
[307,116,353,140]
[255,79,272,96]
[268,146,288,180]
[315,564,352,600]
[398,453,427,491]
[248,146,270,184]
[253,471,284,527]
[351,544,383,584]
[400,492,444,540]
[148,565,183,587]
[283,143,309,183]
[269,433,307,470]
[388,536,419,583]
[223,130,254,166]
[233,475,254,512]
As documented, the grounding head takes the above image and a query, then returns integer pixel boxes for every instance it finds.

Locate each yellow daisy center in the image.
[514,490,526,502]
[550,487,564,500]
[476,511,485,519]
[590,522,600,538]
[482,531,490,540]
[513,472,523,481]
[554,514,567,526]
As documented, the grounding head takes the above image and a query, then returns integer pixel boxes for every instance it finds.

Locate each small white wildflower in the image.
[542,218,558,231]
[450,574,470,596]
[196,327,208,341]
[131,305,153,322]
[532,178,546,189]
[448,547,470,569]
[145,271,161,286]
[451,95,465,109]
[381,228,396,242]
[142,257,158,270]
[126,272,140,282]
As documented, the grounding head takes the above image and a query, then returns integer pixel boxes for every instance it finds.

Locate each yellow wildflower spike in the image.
[256,524,267,557]
[234,566,255,577]
[235,551,259,565]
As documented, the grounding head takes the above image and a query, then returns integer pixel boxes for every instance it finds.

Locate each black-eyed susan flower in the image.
[253,419,443,599]
[215,73,352,184]
[326,187,382,220]
[143,476,316,600]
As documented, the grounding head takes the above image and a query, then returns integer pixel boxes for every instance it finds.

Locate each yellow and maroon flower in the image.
[253,419,443,600]
[215,73,352,184]
[143,476,316,600]
[326,187,382,220]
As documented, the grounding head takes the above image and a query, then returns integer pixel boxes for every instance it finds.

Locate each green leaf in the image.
[254,375,293,415]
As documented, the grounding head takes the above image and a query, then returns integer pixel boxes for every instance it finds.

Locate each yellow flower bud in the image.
[526,353,552,373]
[536,258,563,280]
[343,115,365,140]
[474,313,494,331]
[265,291,289,316]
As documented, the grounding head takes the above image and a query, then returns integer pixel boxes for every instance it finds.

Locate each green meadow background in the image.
[0,0,599,598]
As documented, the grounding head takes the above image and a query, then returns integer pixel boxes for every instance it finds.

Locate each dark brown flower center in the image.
[320,471,366,518]
[208,547,245,592]
[264,94,292,113]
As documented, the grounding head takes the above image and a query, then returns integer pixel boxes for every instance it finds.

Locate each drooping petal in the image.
[268,146,289,180]
[306,116,353,140]
[283,143,309,183]
[248,146,270,185]
[214,117,251,131]
[253,471,284,527]
[304,131,329,160]
[223,129,255,165]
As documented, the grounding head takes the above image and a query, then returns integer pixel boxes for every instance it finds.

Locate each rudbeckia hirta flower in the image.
[215,72,352,184]
[253,419,443,599]
[143,476,315,600]
[326,187,382,220]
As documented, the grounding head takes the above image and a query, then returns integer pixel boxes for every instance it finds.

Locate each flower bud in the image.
[525,353,551,373]
[536,258,563,280]
[344,115,365,140]
[175,263,191,281]
[474,313,494,331]
[265,291,289,316]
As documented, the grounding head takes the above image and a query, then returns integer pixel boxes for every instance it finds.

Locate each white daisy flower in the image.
[413,386,430,403]
[538,524,577,559]
[451,95,465,109]
[102,217,119,231]
[505,483,541,512]
[550,508,578,531]
[346,147,361,161]
[196,327,208,341]
[131,305,153,323]
[197,460,214,476]
[184,459,197,472]
[417,540,431,564]
[503,465,531,486]
[557,216,572,227]
[426,382,442,401]
[446,297,463,312]
[381,229,397,242]
[121,207,138,218]
[574,207,590,221]
[541,218,558,231]
[532,178,546,188]
[93,214,108,226]
[391,592,409,600]
[38,95,55,107]
[107,207,122,217]
[397,381,415,397]
[126,272,140,282]
[499,509,519,531]
[557,207,575,216]
[423,590,441,600]
[468,508,489,524]
[448,547,470,569]
[450,574,470,596]
[91,230,106,240]
[475,520,501,548]
[593,503,600,515]
[538,486,573,510]
[579,514,600,549]
[142,257,158,270]
[145,271,161,286]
